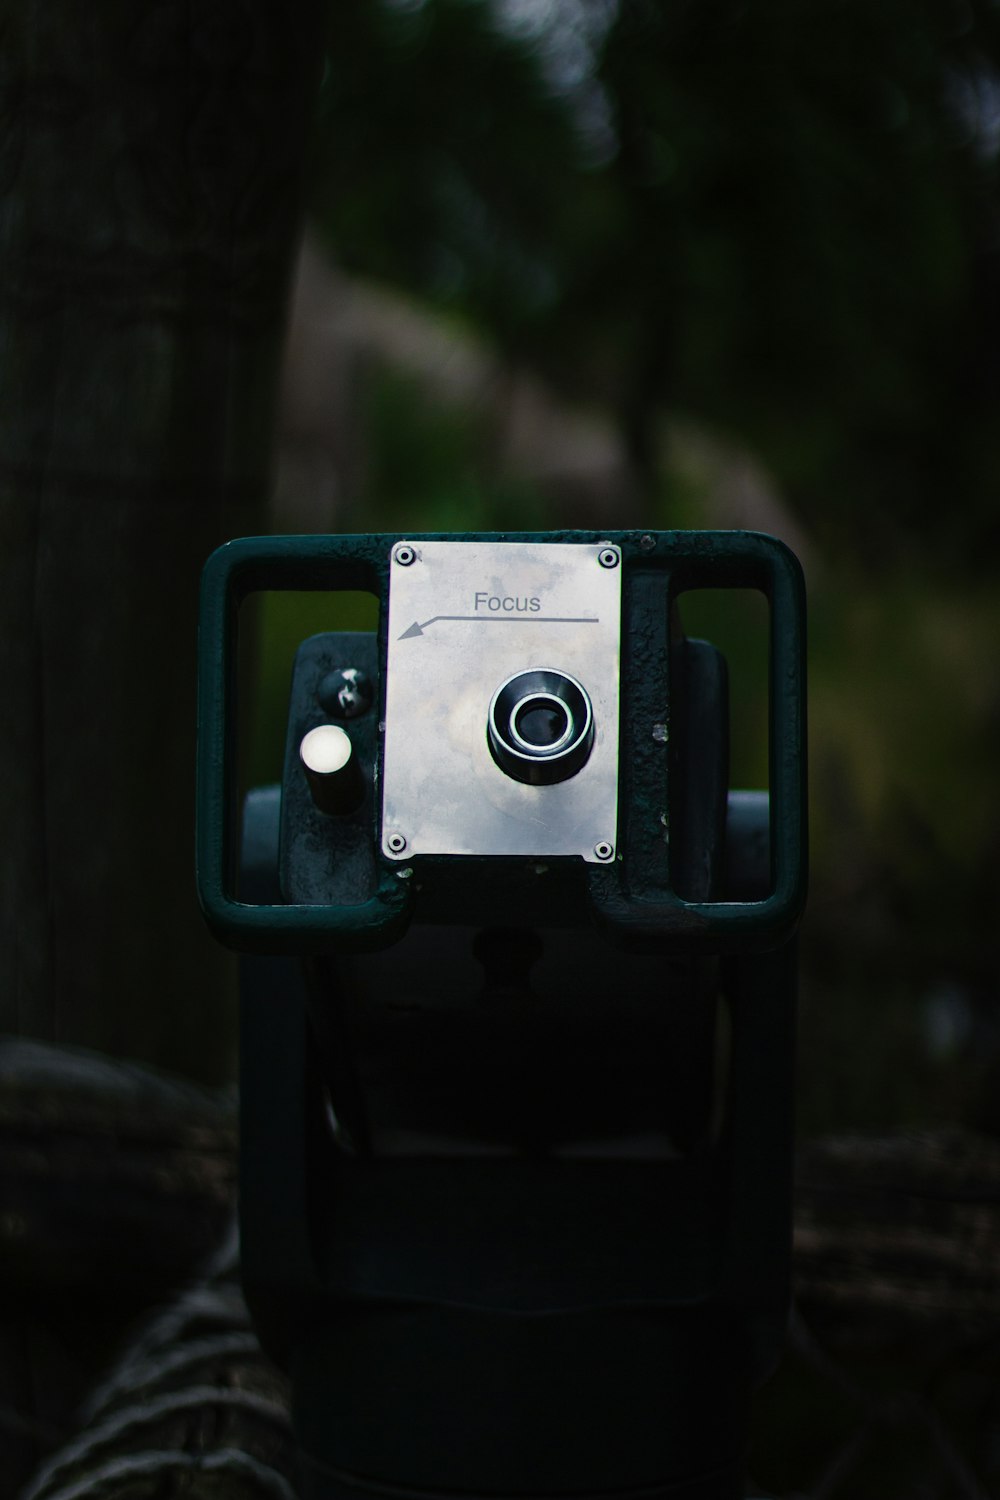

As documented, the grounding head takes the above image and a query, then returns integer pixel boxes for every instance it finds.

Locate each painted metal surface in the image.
[196,529,806,953]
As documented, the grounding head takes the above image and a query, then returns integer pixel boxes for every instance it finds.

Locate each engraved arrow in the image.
[399,614,599,640]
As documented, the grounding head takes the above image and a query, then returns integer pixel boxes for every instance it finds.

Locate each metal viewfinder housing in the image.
[382,538,620,860]
[196,529,806,954]
[198,526,808,1500]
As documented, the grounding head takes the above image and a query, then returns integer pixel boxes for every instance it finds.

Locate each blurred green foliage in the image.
[313,0,1000,560]
[362,366,546,531]
[257,0,1000,1135]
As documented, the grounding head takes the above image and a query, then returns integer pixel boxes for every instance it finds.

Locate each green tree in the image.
[310,0,1000,553]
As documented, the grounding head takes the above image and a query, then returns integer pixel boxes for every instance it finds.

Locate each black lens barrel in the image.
[488,668,594,785]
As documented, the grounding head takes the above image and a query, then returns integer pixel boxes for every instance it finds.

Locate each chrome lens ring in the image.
[488,668,594,785]
[509,692,575,756]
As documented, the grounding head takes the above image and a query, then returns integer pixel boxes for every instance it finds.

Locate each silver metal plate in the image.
[381,540,621,860]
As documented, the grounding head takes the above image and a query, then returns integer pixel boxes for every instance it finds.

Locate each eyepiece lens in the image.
[513,697,571,749]
[488,669,594,785]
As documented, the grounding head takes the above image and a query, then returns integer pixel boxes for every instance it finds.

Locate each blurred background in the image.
[258,7,1000,1489]
[4,1,1000,1496]
[258,0,1000,1144]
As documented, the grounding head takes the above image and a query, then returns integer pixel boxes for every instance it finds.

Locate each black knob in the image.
[318,667,373,721]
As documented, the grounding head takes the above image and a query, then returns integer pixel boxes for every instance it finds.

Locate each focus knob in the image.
[300,724,364,815]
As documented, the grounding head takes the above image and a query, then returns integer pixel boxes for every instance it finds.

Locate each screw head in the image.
[597,545,619,569]
[594,840,615,861]
[639,533,656,552]
[394,543,416,566]
[386,831,408,854]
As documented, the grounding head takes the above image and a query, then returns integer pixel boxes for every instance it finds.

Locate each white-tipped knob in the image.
[300,725,362,814]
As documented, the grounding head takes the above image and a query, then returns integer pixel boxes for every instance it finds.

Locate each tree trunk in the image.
[0,0,322,1082]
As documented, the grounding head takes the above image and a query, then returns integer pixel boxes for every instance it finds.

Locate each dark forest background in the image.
[275,0,1000,1142]
[3,2,1000,1497]
[5,0,998,1123]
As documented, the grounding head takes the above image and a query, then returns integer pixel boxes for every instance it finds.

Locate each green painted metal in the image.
[196,530,806,953]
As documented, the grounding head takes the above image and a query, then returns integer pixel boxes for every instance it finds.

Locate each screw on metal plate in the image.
[597,545,619,569]
[394,544,416,567]
[594,841,615,861]
[640,534,656,552]
[386,831,408,854]
[652,722,668,744]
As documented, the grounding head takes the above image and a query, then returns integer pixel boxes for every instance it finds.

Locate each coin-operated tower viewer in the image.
[197,530,807,1500]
